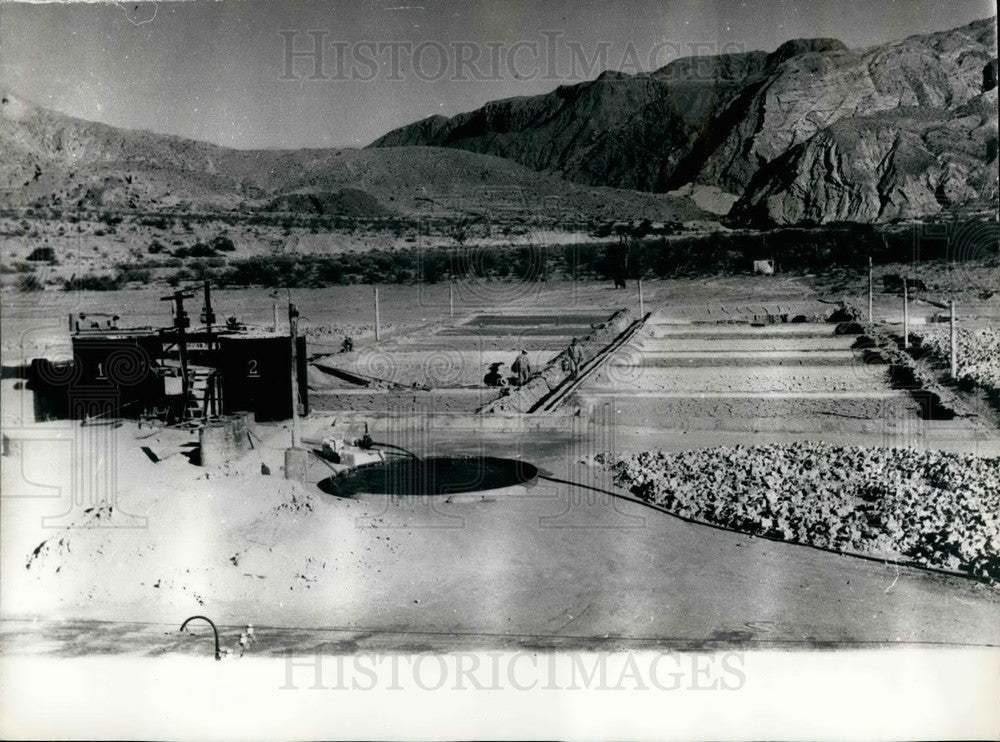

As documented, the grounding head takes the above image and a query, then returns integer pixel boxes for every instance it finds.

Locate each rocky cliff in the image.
[371,17,999,224]
[731,89,999,224]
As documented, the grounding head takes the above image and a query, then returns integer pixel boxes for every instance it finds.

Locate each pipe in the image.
[371,441,422,460]
[180,615,223,660]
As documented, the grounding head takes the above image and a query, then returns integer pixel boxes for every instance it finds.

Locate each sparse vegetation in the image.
[17,273,43,292]
[172,243,218,259]
[211,234,236,252]
[63,274,123,292]
[22,217,993,291]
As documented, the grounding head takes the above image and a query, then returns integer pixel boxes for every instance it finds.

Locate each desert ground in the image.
[3,269,1000,658]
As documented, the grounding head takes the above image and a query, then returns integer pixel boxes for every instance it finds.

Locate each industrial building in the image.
[28,283,308,424]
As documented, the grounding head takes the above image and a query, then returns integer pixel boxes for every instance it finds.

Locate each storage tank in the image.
[217,334,308,421]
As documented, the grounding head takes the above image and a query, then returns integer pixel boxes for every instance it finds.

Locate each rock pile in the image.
[859,322,970,418]
[598,443,1000,581]
[914,327,1000,395]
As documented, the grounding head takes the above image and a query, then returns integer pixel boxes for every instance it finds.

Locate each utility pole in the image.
[902,277,909,349]
[201,280,216,345]
[374,286,381,341]
[283,301,307,481]
[161,289,194,420]
[638,278,644,317]
[449,277,454,318]
[200,281,217,417]
[289,302,300,448]
[272,302,278,332]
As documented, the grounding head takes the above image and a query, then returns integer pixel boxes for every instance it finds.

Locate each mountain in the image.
[0,90,707,223]
[0,90,325,211]
[730,90,999,224]
[371,17,999,224]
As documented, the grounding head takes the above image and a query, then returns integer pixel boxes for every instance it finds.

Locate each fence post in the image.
[950,299,958,379]
[374,286,381,341]
[867,257,873,322]
[902,277,909,349]
[289,302,299,449]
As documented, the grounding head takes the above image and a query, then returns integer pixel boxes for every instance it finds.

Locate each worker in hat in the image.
[511,349,532,386]
[484,362,508,388]
[567,337,584,379]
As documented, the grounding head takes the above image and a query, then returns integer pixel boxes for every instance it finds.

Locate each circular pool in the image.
[320,456,538,498]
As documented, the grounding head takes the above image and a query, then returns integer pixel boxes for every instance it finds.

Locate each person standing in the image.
[512,349,532,386]
[567,337,584,379]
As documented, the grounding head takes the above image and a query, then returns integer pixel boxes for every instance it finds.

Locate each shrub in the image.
[115,265,152,285]
[17,273,43,292]
[139,215,172,230]
[63,274,123,291]
[166,269,194,287]
[188,242,218,258]
[26,247,56,262]
[211,234,236,252]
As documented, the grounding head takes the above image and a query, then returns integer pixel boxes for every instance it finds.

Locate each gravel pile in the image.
[598,443,1000,581]
[913,327,1000,394]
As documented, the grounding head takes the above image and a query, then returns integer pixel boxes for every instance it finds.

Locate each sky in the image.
[1,0,997,149]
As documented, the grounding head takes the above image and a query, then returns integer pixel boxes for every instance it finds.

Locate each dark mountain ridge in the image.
[371,17,999,224]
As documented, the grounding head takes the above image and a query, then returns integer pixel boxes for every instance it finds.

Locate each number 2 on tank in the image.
[248,359,259,378]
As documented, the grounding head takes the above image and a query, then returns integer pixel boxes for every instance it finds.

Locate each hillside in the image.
[371,17,999,224]
[0,91,706,224]
[731,90,1000,224]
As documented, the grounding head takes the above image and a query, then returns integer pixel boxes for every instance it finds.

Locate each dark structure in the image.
[30,332,165,421]
[26,282,307,423]
[217,335,308,422]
